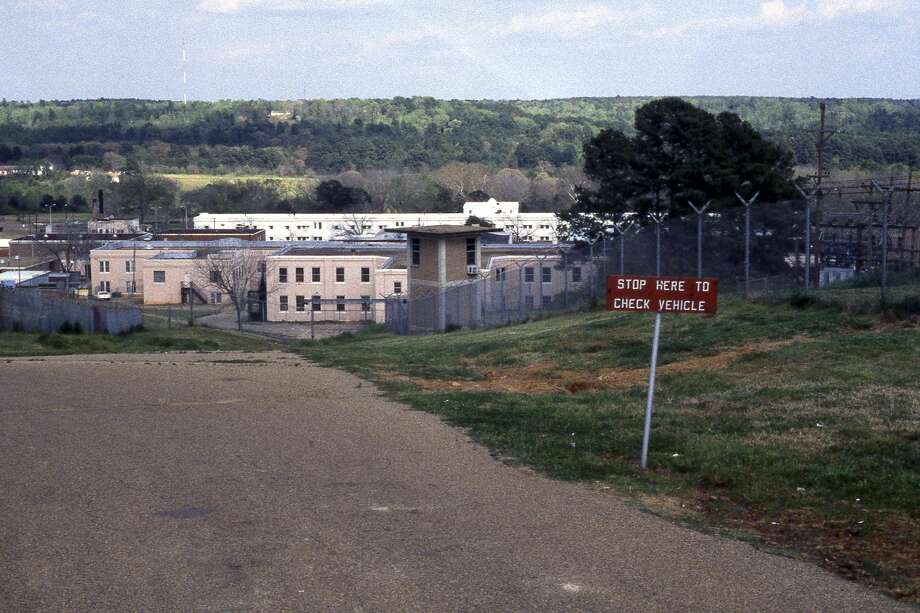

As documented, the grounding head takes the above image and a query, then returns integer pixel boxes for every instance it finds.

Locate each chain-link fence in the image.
[385,194,920,335]
[0,288,143,334]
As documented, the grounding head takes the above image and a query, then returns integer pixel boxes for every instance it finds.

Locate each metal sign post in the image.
[607,275,719,469]
[641,311,662,469]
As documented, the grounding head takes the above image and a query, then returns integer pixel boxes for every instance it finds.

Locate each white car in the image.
[95,291,112,300]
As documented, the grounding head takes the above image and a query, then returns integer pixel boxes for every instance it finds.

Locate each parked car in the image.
[95,290,112,300]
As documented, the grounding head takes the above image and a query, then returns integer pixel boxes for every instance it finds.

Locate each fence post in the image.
[736,192,760,298]
[688,200,711,278]
[518,266,524,321]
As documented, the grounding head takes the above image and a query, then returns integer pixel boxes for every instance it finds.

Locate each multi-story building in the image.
[193,198,561,243]
[88,232,594,327]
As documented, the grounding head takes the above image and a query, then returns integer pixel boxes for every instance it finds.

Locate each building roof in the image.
[150,251,200,260]
[14,233,147,242]
[385,224,494,236]
[157,228,262,235]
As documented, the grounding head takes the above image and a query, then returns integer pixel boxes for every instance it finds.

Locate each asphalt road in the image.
[0,352,909,612]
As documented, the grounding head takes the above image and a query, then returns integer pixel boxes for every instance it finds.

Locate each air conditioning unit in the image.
[466,264,479,275]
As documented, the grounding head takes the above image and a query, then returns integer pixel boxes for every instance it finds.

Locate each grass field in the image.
[0,308,279,357]
[300,286,920,602]
[159,173,317,195]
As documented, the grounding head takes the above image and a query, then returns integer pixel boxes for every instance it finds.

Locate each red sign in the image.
[606,276,718,314]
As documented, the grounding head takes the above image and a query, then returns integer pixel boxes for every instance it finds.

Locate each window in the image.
[99,260,110,273]
[126,280,136,294]
[411,238,420,266]
[210,292,222,304]
[572,267,582,283]
[153,270,166,283]
[542,266,552,283]
[314,222,323,229]
[210,270,221,283]
[394,281,402,294]
[542,295,552,307]
[525,295,534,308]
[312,267,321,282]
[361,267,370,283]
[295,267,304,283]
[279,296,289,312]
[278,267,288,283]
[98,280,110,292]
[361,295,370,312]
[296,295,306,312]
[336,295,345,312]
[311,295,321,311]
[336,267,345,283]
[125,260,134,273]
[495,267,506,282]
[524,267,534,283]
[466,238,476,266]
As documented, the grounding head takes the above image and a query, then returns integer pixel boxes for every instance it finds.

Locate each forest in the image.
[0,96,918,220]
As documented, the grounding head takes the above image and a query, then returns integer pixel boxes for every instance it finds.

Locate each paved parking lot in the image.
[0,352,909,612]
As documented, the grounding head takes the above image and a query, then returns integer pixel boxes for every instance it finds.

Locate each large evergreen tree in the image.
[557,98,795,239]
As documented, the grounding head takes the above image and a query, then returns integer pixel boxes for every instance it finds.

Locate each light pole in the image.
[45,201,56,229]
[14,255,21,286]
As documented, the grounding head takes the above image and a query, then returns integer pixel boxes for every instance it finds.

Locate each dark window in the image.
[572,266,582,283]
[296,295,305,312]
[312,267,321,282]
[295,267,304,283]
[209,270,221,283]
[542,266,552,283]
[411,238,420,266]
[336,267,345,283]
[525,295,534,308]
[278,267,288,283]
[361,295,370,312]
[336,296,345,312]
[524,267,534,283]
[361,267,370,283]
[279,296,289,312]
[542,295,552,307]
[153,270,166,283]
[394,281,402,294]
[495,267,506,282]
[466,238,476,265]
[311,295,321,311]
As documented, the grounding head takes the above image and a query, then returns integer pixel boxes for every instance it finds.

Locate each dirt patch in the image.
[640,489,920,603]
[398,340,798,395]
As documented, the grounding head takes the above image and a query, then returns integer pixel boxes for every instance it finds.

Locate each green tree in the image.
[558,98,795,239]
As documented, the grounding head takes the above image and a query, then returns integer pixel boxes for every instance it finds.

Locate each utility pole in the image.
[809,102,838,287]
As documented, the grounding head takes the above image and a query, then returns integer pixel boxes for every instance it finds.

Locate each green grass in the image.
[158,173,317,195]
[299,289,920,601]
[0,322,279,357]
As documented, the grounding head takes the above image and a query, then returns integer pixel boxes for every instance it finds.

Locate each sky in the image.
[4,0,919,101]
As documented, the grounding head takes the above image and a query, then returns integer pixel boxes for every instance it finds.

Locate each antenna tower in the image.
[181,42,188,106]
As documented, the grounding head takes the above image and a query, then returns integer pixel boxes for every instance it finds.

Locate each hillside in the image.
[301,285,920,602]
[2,97,919,174]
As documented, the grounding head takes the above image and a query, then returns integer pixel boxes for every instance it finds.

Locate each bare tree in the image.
[195,248,270,332]
[485,168,530,202]
[434,162,489,201]
[338,213,372,238]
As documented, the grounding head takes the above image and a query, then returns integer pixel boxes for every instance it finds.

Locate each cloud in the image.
[647,0,902,38]
[207,41,283,62]
[497,4,655,38]
[197,0,386,13]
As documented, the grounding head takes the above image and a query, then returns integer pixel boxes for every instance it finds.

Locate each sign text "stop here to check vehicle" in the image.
[606,275,719,315]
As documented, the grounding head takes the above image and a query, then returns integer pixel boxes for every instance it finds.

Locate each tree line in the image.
[1,97,919,175]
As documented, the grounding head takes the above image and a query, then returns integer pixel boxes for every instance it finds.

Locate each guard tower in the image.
[388,225,492,332]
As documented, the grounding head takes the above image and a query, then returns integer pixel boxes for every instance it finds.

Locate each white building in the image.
[194,199,560,243]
